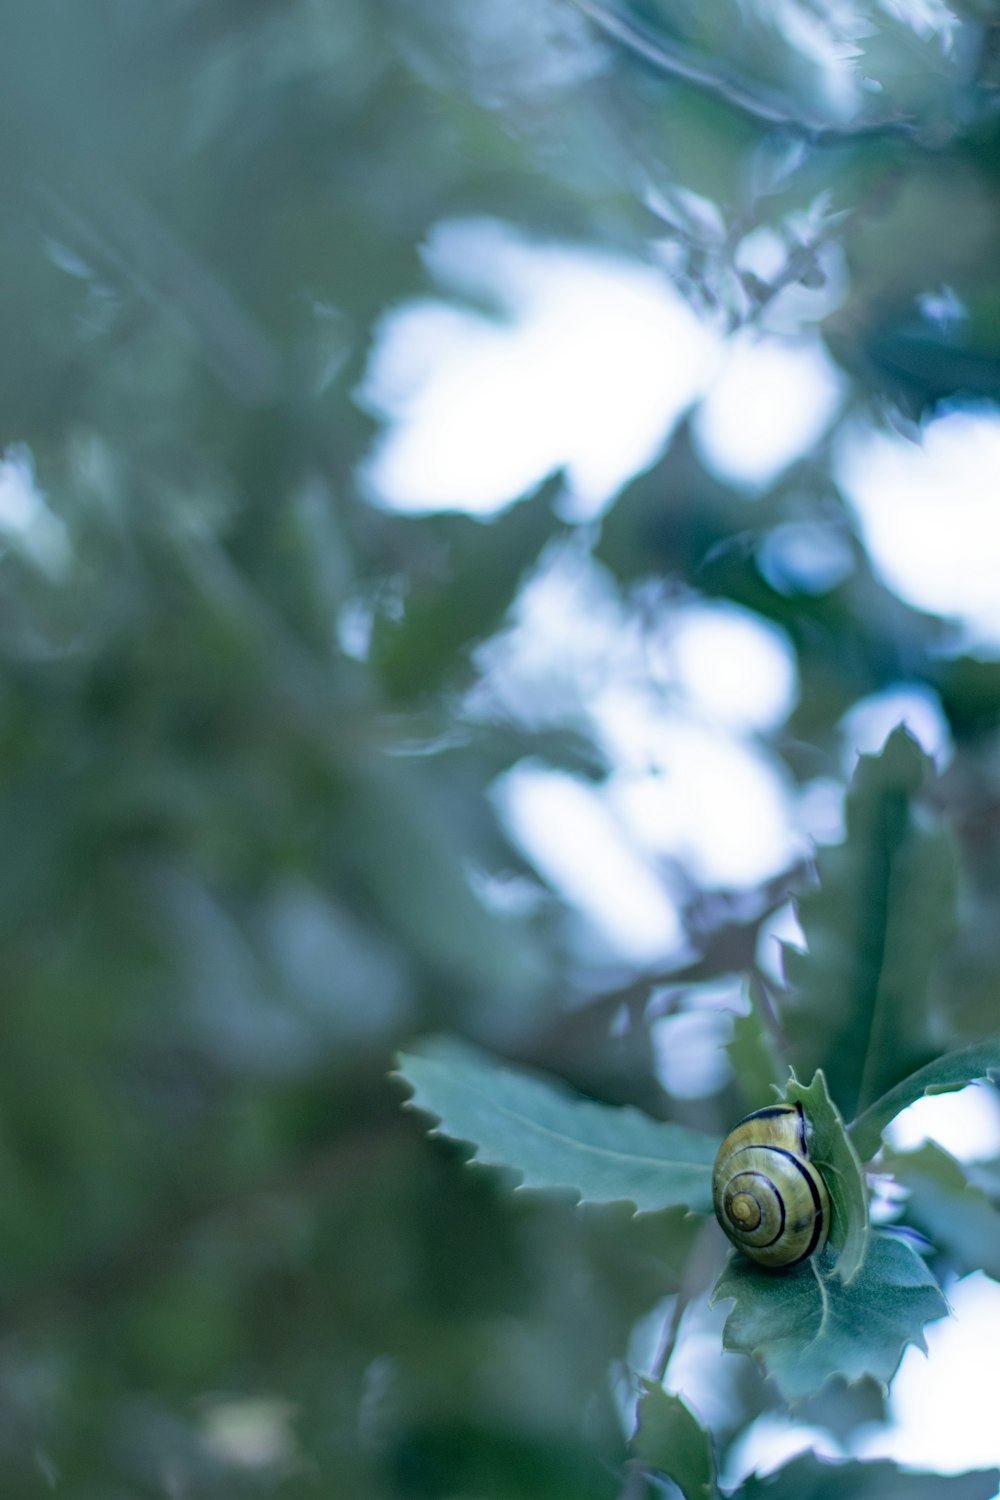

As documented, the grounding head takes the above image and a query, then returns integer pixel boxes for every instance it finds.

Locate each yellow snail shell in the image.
[712,1103,830,1269]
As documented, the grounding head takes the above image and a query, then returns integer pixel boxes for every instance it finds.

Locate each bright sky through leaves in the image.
[837,408,1000,655]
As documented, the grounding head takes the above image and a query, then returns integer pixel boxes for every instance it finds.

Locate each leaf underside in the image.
[849,1039,1000,1161]
[882,1139,1000,1280]
[784,1069,869,1284]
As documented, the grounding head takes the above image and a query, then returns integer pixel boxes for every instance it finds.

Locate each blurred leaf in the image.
[882,1139,1000,1280]
[632,1381,718,1500]
[2,0,1000,1488]
[711,1232,947,1402]
[734,1452,1000,1500]
[861,323,1000,415]
[397,1038,718,1213]
[727,980,785,1112]
[783,727,957,1122]
[850,1040,1000,1161]
[784,1070,869,1284]
[372,485,562,699]
[342,754,547,1003]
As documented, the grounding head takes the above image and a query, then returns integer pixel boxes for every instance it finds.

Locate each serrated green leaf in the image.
[734,1451,999,1500]
[710,1232,947,1402]
[396,1038,719,1214]
[882,1139,1000,1279]
[849,1040,1000,1160]
[784,1070,869,1284]
[784,726,957,1122]
[728,979,785,1111]
[632,1381,718,1500]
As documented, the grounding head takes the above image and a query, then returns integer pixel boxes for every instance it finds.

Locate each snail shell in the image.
[712,1103,830,1269]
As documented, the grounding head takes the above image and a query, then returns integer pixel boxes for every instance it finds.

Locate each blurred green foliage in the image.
[2,0,1000,1495]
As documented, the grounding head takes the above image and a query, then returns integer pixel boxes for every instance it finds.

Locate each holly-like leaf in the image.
[734,1451,999,1500]
[849,1039,1000,1161]
[783,727,957,1123]
[784,1070,869,1284]
[710,1231,947,1402]
[882,1139,1000,1280]
[396,1038,718,1213]
[632,1381,718,1500]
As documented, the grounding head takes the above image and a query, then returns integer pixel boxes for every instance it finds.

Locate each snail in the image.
[712,1103,830,1269]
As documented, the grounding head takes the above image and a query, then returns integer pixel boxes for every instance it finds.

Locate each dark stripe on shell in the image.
[765,1144,825,1264]
[792,1100,808,1157]
[726,1143,824,1261]
[730,1169,784,1246]
[740,1105,796,1123]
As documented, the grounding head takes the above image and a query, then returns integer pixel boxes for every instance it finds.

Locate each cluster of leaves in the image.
[400,730,1000,1492]
[2,0,1000,1497]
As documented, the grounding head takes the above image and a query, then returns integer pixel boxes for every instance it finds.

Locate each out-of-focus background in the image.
[3,1,1000,1494]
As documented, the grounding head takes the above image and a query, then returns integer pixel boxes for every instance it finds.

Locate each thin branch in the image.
[650,1289,689,1387]
[650,1219,724,1384]
[616,1221,727,1500]
[570,0,918,143]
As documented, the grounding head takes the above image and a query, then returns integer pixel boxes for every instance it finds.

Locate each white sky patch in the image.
[756,899,806,986]
[476,547,804,900]
[798,776,847,846]
[606,725,803,888]
[724,1414,845,1489]
[650,601,799,733]
[358,219,721,517]
[492,762,685,966]
[757,520,855,596]
[884,1085,1000,1160]
[470,542,639,729]
[651,1007,734,1098]
[0,445,71,580]
[627,1296,740,1434]
[839,685,953,771]
[474,549,801,741]
[692,334,846,490]
[852,1272,1000,1472]
[836,407,1000,653]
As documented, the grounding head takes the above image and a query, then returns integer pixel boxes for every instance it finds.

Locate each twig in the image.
[650,1218,723,1384]
[570,0,918,143]
[617,1221,726,1500]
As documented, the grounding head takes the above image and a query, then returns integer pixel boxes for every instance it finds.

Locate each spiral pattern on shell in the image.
[712,1103,830,1269]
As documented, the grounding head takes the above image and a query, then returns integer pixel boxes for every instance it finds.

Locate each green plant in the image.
[399,729,1000,1497]
[4,1,1000,1494]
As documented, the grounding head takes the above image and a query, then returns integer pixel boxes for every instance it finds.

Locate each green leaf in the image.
[849,1040,1000,1161]
[728,979,785,1112]
[632,1381,718,1500]
[882,1139,1000,1279]
[784,727,957,1122]
[396,1038,719,1214]
[784,1070,869,1284]
[734,1451,1000,1500]
[371,488,561,699]
[710,1232,947,1402]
